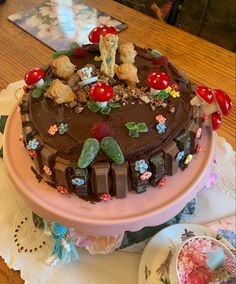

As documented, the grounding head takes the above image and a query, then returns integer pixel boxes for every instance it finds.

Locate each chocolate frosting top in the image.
[29,45,192,163]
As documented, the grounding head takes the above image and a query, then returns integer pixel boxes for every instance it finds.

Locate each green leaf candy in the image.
[129,129,139,138]
[101,137,124,165]
[78,138,100,168]
[125,122,136,130]
[87,100,101,112]
[137,123,148,133]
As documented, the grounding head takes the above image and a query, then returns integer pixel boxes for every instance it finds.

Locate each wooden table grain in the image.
[0,0,235,283]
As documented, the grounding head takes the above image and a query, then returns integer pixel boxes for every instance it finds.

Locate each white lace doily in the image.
[0,81,235,284]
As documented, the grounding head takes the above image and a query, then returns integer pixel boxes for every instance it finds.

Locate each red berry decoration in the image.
[153,55,169,67]
[99,193,112,202]
[73,47,87,58]
[157,178,166,187]
[91,122,111,141]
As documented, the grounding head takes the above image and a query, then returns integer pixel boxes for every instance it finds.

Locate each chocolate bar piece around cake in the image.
[187,120,201,154]
[70,167,89,198]
[91,162,111,196]
[130,162,148,194]
[192,106,204,128]
[175,132,191,155]
[149,151,165,187]
[41,144,58,181]
[54,156,73,192]
[163,141,179,176]
[111,162,129,199]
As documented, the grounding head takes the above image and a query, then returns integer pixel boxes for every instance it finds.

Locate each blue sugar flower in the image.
[58,123,68,135]
[135,159,148,174]
[176,151,185,162]
[71,177,84,186]
[27,139,40,150]
[156,122,167,134]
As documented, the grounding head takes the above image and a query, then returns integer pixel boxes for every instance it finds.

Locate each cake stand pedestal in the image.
[3,108,215,236]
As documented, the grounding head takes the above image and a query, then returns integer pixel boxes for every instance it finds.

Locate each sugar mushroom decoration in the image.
[89,82,114,108]
[88,25,118,44]
[147,71,170,95]
[24,68,45,88]
[203,89,232,116]
[208,111,222,130]
[190,86,213,107]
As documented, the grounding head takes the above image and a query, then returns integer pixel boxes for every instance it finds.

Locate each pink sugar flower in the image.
[43,165,52,176]
[155,115,166,123]
[48,124,58,135]
[140,171,152,181]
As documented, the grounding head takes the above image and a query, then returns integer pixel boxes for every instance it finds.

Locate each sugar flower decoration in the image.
[48,124,58,136]
[135,159,148,174]
[58,123,68,135]
[155,115,166,123]
[71,177,84,186]
[170,89,180,98]
[156,122,167,134]
[56,186,68,195]
[43,165,52,176]
[184,154,193,165]
[27,138,40,150]
[140,171,152,181]
[176,151,185,162]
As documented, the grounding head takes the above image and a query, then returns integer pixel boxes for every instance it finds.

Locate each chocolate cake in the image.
[19,37,206,201]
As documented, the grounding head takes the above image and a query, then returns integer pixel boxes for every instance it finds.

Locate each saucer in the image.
[138,223,234,284]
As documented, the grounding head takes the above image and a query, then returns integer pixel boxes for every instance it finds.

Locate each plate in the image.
[138,223,234,284]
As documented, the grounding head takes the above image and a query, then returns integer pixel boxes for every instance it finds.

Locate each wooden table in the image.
[0,0,235,283]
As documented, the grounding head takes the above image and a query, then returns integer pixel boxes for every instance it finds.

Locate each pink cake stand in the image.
[3,107,215,236]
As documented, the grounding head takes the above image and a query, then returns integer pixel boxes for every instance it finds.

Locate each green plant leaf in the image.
[100,107,111,114]
[87,100,101,112]
[108,101,120,108]
[43,79,53,91]
[137,123,148,133]
[70,41,79,49]
[41,65,50,71]
[125,122,137,130]
[31,87,44,98]
[129,129,139,138]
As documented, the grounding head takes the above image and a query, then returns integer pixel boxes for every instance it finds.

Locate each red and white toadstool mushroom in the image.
[190,86,213,107]
[203,89,232,116]
[88,25,118,44]
[24,68,45,88]
[147,71,170,95]
[89,82,114,107]
[210,111,222,130]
